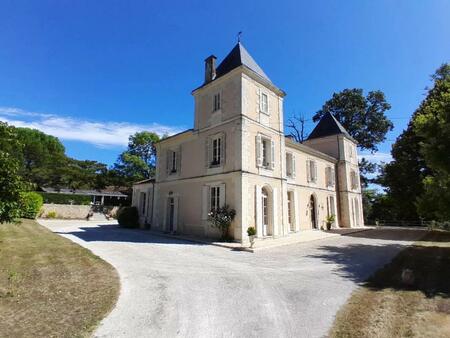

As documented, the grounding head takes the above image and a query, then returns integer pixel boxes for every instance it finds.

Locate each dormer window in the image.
[213,93,221,112]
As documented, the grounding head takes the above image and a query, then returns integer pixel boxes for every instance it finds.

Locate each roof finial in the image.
[237,31,242,43]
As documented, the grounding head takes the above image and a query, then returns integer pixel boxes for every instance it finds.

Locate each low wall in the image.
[40,204,120,219]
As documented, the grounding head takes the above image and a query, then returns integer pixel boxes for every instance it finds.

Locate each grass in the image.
[330,231,450,338]
[0,219,120,338]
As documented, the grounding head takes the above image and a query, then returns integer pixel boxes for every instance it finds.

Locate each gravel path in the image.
[40,220,425,338]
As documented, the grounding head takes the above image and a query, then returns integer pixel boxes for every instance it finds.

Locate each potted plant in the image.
[247,226,256,248]
[325,214,335,231]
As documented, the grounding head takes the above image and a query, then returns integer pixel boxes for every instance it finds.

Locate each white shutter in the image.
[166,150,170,175]
[267,93,270,115]
[256,135,262,167]
[313,161,317,182]
[331,168,335,186]
[177,147,181,173]
[270,140,275,169]
[292,155,296,178]
[255,185,262,237]
[306,160,311,182]
[219,183,226,207]
[202,186,209,219]
[220,133,225,165]
[205,137,210,168]
[257,88,261,113]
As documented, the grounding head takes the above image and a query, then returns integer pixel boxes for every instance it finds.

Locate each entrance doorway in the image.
[309,195,317,229]
[262,188,269,236]
[167,197,175,232]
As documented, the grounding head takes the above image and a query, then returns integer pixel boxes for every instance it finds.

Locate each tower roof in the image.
[215,42,271,82]
[307,112,354,141]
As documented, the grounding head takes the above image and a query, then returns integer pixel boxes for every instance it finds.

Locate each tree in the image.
[412,64,450,220]
[313,89,393,152]
[114,131,160,182]
[0,122,24,223]
[286,113,307,143]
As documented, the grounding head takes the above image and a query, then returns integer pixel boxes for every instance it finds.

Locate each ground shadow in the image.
[329,228,428,242]
[57,224,207,246]
[308,240,450,298]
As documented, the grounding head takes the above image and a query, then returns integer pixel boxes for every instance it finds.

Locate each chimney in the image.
[204,55,217,83]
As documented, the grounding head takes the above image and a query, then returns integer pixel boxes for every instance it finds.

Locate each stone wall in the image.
[40,204,120,219]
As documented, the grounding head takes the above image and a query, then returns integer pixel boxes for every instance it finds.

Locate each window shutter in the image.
[166,150,170,175]
[220,133,226,165]
[306,160,311,182]
[313,162,317,182]
[202,185,209,219]
[177,147,181,173]
[256,135,262,167]
[205,137,210,168]
[270,140,275,169]
[219,183,226,207]
[257,88,261,113]
[267,94,270,115]
[331,168,335,186]
[292,155,296,178]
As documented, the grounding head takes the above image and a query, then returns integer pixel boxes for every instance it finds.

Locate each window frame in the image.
[260,92,269,115]
[213,92,221,112]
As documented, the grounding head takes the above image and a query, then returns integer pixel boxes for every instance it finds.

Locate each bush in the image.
[117,206,139,228]
[38,192,91,205]
[46,211,57,219]
[208,205,236,240]
[20,192,43,219]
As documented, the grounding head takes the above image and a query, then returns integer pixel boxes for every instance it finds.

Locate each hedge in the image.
[20,192,44,219]
[37,192,91,205]
[117,206,139,228]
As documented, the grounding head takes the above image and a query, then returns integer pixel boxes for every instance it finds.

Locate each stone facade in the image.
[133,42,364,243]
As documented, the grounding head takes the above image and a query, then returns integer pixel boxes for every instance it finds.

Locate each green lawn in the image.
[0,219,120,337]
[330,231,450,338]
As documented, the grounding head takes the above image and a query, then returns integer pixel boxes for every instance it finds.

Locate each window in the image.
[213,92,221,112]
[260,93,268,114]
[166,149,179,175]
[256,135,275,169]
[286,153,296,178]
[350,170,359,190]
[348,144,354,159]
[207,134,225,167]
[325,166,335,187]
[212,137,221,165]
[140,192,146,215]
[209,184,225,212]
[307,160,317,182]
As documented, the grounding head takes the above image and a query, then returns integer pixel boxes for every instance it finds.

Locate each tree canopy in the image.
[113,131,161,183]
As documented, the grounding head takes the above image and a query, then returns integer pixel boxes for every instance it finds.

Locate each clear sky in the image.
[1,0,449,165]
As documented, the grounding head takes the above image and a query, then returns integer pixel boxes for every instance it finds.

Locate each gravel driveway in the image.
[40,220,424,338]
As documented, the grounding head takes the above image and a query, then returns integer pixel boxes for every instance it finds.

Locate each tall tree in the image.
[0,122,24,223]
[412,64,450,220]
[286,113,307,143]
[114,131,160,182]
[313,89,393,152]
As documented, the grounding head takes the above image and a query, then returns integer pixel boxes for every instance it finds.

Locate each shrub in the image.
[38,192,91,205]
[117,206,139,228]
[208,205,236,240]
[20,192,44,219]
[46,211,57,219]
[247,226,256,237]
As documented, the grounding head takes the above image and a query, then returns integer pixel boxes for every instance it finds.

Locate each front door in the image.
[168,197,175,232]
[262,189,269,236]
[310,195,317,229]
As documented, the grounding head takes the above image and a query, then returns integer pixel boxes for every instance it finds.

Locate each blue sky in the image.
[0,0,449,165]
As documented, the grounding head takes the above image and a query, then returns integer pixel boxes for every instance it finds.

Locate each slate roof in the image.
[307,112,354,141]
[215,42,271,82]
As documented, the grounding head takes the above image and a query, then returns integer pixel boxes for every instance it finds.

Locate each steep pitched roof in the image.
[307,112,354,141]
[215,42,271,82]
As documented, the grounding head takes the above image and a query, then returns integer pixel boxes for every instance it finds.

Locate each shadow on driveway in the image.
[57,224,207,246]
